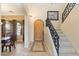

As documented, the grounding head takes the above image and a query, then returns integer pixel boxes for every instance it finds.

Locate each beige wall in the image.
[61,4,79,55]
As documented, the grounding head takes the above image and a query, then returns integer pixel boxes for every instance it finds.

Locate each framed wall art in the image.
[47,11,59,20]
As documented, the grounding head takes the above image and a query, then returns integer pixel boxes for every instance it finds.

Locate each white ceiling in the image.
[23,3,67,13]
[1,3,67,15]
[1,3,26,15]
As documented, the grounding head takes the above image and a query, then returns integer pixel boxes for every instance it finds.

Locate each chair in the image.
[10,35,16,49]
[1,39,12,52]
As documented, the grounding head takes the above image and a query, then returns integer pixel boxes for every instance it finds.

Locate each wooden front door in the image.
[34,19,44,41]
[31,19,45,51]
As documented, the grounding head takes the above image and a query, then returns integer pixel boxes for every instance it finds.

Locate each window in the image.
[17,22,21,35]
[5,21,13,36]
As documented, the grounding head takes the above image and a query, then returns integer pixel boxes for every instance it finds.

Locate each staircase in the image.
[56,29,78,56]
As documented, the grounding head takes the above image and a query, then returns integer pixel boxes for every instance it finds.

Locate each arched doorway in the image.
[31,19,45,52]
[34,19,44,41]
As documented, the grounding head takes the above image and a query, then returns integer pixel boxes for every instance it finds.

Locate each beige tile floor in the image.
[31,42,45,51]
[1,42,52,56]
[1,43,28,56]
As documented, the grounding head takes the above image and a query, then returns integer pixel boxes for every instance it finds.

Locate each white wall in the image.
[24,15,29,48]
[44,26,57,56]
[61,4,79,55]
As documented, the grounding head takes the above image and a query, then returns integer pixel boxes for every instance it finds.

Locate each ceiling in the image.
[23,3,67,13]
[1,3,67,15]
[1,3,26,15]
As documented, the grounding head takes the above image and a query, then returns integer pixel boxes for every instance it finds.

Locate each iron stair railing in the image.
[62,3,76,23]
[46,19,60,56]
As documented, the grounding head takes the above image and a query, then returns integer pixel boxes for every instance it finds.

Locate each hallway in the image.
[0,3,79,56]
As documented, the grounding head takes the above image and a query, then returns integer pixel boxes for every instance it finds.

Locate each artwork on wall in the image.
[47,11,59,20]
[62,3,76,23]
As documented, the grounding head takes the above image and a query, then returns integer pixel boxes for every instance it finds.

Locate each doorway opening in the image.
[1,16,24,53]
[16,21,24,43]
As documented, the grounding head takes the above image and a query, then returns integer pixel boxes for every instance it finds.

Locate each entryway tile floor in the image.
[1,42,52,56]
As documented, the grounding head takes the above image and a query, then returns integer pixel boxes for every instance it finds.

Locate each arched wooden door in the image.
[31,19,45,52]
[34,19,44,41]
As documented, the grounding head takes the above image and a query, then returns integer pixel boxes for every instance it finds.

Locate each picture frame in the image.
[47,11,59,20]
